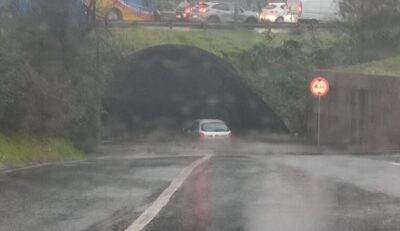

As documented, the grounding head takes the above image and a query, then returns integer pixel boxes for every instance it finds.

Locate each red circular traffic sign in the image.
[310,77,330,97]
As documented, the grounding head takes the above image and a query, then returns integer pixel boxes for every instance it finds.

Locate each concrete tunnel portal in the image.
[103,44,288,135]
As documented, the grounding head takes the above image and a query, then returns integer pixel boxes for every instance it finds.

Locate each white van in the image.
[299,0,339,23]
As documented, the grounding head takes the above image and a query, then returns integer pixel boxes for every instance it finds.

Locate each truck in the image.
[267,0,340,23]
[298,0,339,23]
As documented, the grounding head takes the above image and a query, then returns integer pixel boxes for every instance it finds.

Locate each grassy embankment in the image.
[107,27,338,56]
[0,135,82,166]
[335,56,400,77]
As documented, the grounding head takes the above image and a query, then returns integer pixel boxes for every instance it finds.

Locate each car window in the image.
[201,122,229,132]
[269,0,287,3]
[195,3,208,8]
[212,3,231,11]
[265,5,277,9]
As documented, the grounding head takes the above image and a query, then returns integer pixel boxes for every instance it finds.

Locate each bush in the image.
[338,0,400,60]
[0,134,82,165]
[226,42,313,134]
[0,0,105,150]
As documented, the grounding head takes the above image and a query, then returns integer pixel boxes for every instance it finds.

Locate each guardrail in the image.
[105,20,337,30]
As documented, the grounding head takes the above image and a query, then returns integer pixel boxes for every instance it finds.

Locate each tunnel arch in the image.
[103,44,288,135]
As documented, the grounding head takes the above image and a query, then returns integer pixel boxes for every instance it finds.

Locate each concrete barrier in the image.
[308,70,400,151]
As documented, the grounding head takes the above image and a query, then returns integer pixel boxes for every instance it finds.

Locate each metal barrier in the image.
[105,20,336,30]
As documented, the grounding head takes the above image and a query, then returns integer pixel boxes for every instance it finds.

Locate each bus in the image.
[84,0,158,21]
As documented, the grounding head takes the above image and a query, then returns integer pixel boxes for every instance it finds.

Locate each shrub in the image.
[226,43,313,134]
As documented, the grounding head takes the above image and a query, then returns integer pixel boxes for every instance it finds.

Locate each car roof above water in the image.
[196,119,227,124]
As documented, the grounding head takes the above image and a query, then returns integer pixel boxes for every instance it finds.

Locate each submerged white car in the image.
[184,119,232,140]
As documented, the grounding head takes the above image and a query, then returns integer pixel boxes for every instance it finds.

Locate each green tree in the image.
[0,0,106,150]
[227,42,313,134]
[338,0,400,61]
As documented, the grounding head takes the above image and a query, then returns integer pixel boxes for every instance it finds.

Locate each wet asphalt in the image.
[1,141,400,231]
[145,155,400,231]
[0,156,196,231]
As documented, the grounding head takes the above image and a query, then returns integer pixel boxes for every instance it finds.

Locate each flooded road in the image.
[145,155,400,231]
[1,140,400,231]
[0,156,197,231]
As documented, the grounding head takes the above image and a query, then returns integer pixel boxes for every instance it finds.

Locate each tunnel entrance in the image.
[103,45,288,136]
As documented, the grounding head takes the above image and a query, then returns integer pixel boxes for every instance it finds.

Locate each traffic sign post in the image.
[310,77,330,147]
[318,95,321,146]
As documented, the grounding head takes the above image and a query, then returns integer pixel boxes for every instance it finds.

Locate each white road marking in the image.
[0,154,207,174]
[94,154,207,161]
[0,163,51,174]
[0,160,84,174]
[125,154,213,231]
[390,162,400,166]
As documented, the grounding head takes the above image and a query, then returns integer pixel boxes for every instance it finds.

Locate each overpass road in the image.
[104,20,337,33]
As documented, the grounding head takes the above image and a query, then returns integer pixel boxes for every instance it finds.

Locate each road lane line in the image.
[390,162,400,166]
[94,154,207,161]
[1,155,206,174]
[0,160,84,174]
[0,163,51,174]
[125,154,213,231]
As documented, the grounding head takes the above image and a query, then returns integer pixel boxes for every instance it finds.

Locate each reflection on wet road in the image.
[145,155,400,231]
[0,157,197,231]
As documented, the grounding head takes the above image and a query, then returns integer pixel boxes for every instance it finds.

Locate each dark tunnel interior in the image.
[103,45,288,136]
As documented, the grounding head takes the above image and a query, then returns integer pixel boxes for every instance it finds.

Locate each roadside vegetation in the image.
[337,0,400,64]
[107,28,341,57]
[0,135,82,165]
[108,28,265,56]
[335,56,400,77]
[0,0,103,165]
[226,43,313,133]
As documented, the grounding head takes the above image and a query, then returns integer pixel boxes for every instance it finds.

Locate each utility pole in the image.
[91,0,102,143]
[234,0,238,28]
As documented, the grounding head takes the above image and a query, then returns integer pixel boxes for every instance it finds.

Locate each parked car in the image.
[176,1,192,21]
[183,119,232,140]
[265,0,288,8]
[259,4,298,23]
[190,2,259,24]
